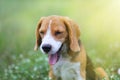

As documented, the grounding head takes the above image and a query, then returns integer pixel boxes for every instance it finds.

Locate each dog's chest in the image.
[53,55,83,80]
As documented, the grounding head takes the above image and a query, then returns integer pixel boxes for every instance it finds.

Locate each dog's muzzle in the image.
[41,44,63,65]
[42,44,52,53]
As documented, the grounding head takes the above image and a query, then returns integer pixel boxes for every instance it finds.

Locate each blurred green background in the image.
[0,0,120,80]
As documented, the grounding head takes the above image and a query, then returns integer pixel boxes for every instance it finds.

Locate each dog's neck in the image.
[52,41,83,80]
[53,55,83,80]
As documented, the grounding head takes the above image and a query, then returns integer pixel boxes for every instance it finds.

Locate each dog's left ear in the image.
[34,17,45,51]
[62,17,80,52]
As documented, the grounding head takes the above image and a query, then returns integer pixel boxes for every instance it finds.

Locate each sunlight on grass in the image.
[89,0,120,35]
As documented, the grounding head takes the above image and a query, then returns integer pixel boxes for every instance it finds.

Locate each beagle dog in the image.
[34,15,109,80]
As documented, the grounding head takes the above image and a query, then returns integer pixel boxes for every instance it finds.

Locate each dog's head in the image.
[34,15,80,65]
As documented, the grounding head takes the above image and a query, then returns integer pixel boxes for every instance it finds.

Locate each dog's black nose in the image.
[42,44,52,53]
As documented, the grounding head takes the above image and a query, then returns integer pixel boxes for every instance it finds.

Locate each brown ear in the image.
[62,17,80,52]
[34,17,45,51]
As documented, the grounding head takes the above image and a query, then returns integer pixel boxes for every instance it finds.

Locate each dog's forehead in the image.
[40,17,66,31]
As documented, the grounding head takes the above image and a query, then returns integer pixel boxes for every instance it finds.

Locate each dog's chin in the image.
[48,45,62,65]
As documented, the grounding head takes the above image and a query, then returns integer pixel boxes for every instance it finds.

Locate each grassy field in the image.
[0,0,120,80]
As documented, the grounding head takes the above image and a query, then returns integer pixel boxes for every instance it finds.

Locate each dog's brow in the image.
[48,20,52,29]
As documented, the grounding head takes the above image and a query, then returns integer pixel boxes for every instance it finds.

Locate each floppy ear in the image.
[34,17,45,51]
[62,17,80,52]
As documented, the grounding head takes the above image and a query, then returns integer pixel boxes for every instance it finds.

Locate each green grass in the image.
[0,0,120,80]
[1,51,49,80]
[0,52,120,80]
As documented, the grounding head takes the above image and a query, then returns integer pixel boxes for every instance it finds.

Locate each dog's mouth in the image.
[48,45,62,65]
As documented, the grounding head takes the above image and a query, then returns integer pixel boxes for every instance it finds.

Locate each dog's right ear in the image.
[34,17,45,51]
[62,17,80,53]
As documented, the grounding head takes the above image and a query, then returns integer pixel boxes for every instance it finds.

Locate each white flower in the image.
[118,68,120,75]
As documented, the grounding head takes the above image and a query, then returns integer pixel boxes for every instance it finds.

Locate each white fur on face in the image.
[40,20,62,54]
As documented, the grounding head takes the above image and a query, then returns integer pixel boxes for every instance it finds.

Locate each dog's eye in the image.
[40,31,44,35]
[55,31,62,36]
